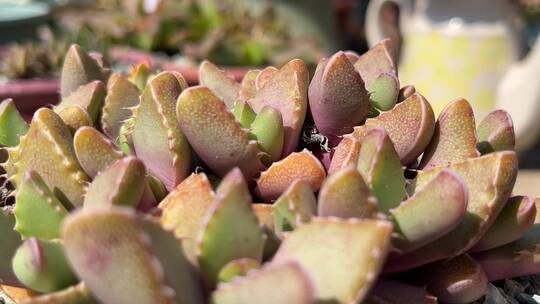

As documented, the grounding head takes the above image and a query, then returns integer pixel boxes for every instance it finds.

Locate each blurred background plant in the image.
[1,0,330,80]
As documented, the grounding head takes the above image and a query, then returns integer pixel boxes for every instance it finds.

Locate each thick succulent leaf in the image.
[255,66,278,90]
[367,73,399,111]
[0,209,23,287]
[357,128,405,214]
[471,195,536,253]
[477,109,515,154]
[117,123,133,154]
[212,262,313,304]
[101,73,140,140]
[21,283,96,304]
[217,258,260,283]
[328,136,361,175]
[177,86,262,180]
[366,278,437,304]
[12,238,77,293]
[14,171,68,240]
[55,81,105,123]
[62,207,204,304]
[420,98,480,169]
[272,180,317,234]
[239,69,260,101]
[252,204,281,260]
[139,216,205,304]
[349,92,435,165]
[385,151,518,272]
[250,59,309,156]
[197,169,264,288]
[58,105,93,132]
[255,149,325,202]
[60,44,106,97]
[132,71,191,191]
[249,106,284,165]
[73,126,123,178]
[353,39,396,86]
[473,198,540,281]
[199,61,241,108]
[415,254,487,304]
[273,217,392,304]
[83,157,146,209]
[7,108,89,207]
[390,169,468,253]
[128,62,151,91]
[318,166,378,219]
[0,99,29,147]
[159,173,215,263]
[232,100,256,128]
[308,52,370,143]
[398,85,416,103]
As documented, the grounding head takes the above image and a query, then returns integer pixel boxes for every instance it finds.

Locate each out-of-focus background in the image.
[0,0,539,168]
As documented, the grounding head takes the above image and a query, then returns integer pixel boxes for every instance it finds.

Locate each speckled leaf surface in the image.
[390,169,468,253]
[471,195,536,253]
[318,166,378,219]
[385,151,518,272]
[83,157,146,209]
[252,204,280,260]
[55,81,105,123]
[356,128,405,214]
[239,69,260,101]
[349,92,435,165]
[101,73,141,140]
[63,207,203,304]
[14,171,68,240]
[250,60,309,156]
[272,180,317,234]
[255,149,325,202]
[7,108,89,207]
[416,254,487,304]
[177,86,262,180]
[353,39,396,86]
[477,109,515,154]
[308,52,370,143]
[58,105,93,132]
[197,169,264,288]
[273,218,392,304]
[73,127,123,178]
[0,99,29,147]
[255,66,278,90]
[199,61,240,108]
[212,262,313,304]
[159,173,215,262]
[132,71,191,191]
[60,44,106,98]
[420,98,480,169]
[328,136,361,175]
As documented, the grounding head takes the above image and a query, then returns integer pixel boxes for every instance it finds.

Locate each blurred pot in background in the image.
[366,0,540,151]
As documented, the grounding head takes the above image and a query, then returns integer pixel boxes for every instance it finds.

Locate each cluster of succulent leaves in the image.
[0,39,535,304]
[1,0,324,80]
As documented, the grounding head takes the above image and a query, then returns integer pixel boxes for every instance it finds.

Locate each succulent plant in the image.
[0,42,535,304]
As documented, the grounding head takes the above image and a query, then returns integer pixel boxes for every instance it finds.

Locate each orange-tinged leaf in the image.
[255,150,326,201]
[419,98,479,169]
